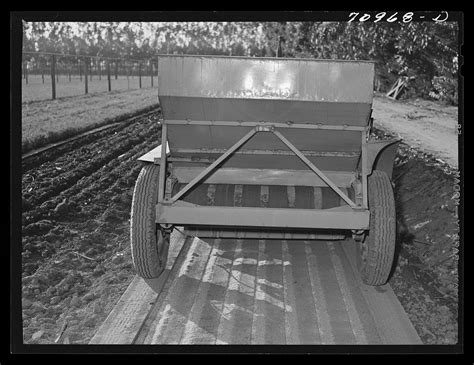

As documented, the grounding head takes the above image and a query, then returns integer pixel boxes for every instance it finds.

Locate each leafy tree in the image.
[22,20,459,104]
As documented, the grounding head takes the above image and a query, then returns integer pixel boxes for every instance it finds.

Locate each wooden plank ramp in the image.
[90,234,421,345]
[90,183,421,345]
[89,229,191,344]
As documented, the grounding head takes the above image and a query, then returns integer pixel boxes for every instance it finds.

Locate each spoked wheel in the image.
[356,170,396,286]
[130,163,170,279]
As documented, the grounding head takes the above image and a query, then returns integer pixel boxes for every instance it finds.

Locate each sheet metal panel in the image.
[172,168,356,187]
[168,125,362,151]
[160,97,371,126]
[167,124,361,171]
[158,55,374,103]
[159,183,365,229]
[172,153,359,171]
[157,205,369,230]
[167,124,362,170]
[158,55,374,126]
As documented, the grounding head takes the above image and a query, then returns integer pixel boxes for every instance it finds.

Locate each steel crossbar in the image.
[162,122,362,208]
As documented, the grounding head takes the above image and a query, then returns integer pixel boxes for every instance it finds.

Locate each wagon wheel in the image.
[130,163,170,278]
[356,170,396,286]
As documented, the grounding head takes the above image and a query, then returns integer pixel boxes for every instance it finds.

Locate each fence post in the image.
[107,60,111,92]
[126,62,130,90]
[84,56,88,94]
[89,58,92,81]
[51,55,56,100]
[23,61,28,85]
[98,59,101,80]
[138,62,142,89]
[79,59,82,81]
[150,61,153,87]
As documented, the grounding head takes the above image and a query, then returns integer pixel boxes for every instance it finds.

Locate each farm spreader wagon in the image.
[130,55,400,286]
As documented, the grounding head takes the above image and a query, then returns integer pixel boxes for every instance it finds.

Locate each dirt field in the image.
[372,127,459,344]
[20,95,460,345]
[22,113,162,344]
[22,88,159,153]
[373,96,459,343]
[22,75,157,103]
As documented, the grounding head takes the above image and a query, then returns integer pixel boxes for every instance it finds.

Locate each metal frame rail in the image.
[154,120,371,231]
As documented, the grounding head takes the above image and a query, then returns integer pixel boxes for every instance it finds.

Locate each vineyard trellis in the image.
[22,51,158,102]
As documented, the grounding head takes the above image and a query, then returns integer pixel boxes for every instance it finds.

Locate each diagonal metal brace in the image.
[169,128,258,203]
[271,129,358,208]
[168,125,358,208]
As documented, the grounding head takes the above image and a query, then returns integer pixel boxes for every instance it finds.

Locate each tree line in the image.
[22,21,459,104]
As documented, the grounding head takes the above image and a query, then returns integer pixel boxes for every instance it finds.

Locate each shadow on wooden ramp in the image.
[90,233,422,345]
[89,229,191,344]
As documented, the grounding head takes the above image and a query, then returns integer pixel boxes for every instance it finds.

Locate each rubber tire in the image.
[357,170,396,286]
[130,163,168,279]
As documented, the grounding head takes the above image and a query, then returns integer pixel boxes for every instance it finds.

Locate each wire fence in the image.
[21,52,158,103]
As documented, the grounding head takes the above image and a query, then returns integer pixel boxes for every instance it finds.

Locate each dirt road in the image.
[373,95,459,168]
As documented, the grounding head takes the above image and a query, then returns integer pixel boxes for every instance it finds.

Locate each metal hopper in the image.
[131,55,401,286]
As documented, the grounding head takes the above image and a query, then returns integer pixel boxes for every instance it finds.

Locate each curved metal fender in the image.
[365,139,401,180]
[137,143,169,163]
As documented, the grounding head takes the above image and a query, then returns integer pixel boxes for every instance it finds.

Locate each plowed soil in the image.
[20,103,460,345]
[372,128,459,344]
[21,110,162,344]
